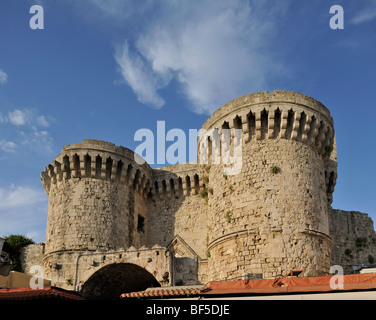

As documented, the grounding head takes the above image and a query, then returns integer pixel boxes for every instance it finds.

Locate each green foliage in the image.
[200,188,208,199]
[325,145,334,154]
[270,165,281,175]
[355,237,367,248]
[226,210,232,223]
[3,234,34,272]
[4,234,34,248]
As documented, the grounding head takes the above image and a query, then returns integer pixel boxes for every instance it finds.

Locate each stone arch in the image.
[80,263,160,300]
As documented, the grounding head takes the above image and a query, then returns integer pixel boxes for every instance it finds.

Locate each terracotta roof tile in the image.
[0,286,85,300]
[121,273,376,299]
[122,286,203,298]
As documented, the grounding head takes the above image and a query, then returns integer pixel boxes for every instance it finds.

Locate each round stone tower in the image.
[200,91,336,280]
[41,139,153,286]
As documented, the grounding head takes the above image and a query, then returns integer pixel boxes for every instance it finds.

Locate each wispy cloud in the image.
[0,69,8,84]
[112,0,290,114]
[0,108,54,157]
[0,140,17,153]
[0,185,46,210]
[114,41,166,109]
[351,0,376,24]
[8,109,31,126]
[0,185,47,242]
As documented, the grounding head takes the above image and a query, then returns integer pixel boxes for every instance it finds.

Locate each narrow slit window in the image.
[137,215,145,233]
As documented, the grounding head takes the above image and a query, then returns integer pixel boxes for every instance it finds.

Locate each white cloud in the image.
[0,186,46,210]
[114,42,166,109]
[0,69,7,84]
[36,115,50,127]
[351,0,376,24]
[0,185,47,242]
[0,140,17,153]
[6,109,51,128]
[8,109,31,126]
[0,108,54,156]
[0,113,7,123]
[113,0,288,114]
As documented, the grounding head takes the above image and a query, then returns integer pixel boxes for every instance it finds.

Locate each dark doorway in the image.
[81,263,160,299]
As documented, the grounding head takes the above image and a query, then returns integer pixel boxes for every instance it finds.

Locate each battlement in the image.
[151,163,206,200]
[41,139,153,198]
[200,90,335,160]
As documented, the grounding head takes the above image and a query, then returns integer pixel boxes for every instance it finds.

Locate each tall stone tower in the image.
[201,91,336,279]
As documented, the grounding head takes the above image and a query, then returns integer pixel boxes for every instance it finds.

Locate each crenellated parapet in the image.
[200,90,335,160]
[41,139,153,198]
[198,90,337,204]
[151,163,206,201]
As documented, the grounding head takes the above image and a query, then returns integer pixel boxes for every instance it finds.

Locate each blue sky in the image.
[0,0,375,243]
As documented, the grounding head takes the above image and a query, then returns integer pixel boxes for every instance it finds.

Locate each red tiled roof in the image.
[122,286,202,298]
[202,273,376,296]
[121,273,376,299]
[0,286,85,300]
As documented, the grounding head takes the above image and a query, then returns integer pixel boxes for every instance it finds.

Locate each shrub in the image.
[3,234,34,272]
[270,165,281,174]
[226,211,232,223]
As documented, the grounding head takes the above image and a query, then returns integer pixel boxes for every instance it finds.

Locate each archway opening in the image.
[81,263,160,300]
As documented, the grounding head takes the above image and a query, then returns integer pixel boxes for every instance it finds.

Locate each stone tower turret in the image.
[41,139,153,286]
[200,91,336,279]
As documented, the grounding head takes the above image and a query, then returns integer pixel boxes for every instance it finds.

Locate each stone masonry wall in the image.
[206,139,331,280]
[20,243,45,275]
[147,164,209,285]
[329,209,376,274]
[200,91,335,280]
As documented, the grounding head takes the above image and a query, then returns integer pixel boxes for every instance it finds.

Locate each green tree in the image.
[3,234,34,272]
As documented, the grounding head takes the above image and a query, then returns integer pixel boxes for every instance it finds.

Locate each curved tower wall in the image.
[200,91,336,279]
[41,139,152,283]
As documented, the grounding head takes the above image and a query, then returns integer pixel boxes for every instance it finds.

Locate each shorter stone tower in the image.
[41,140,156,292]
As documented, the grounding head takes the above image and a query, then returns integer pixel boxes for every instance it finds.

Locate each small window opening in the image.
[137,215,145,233]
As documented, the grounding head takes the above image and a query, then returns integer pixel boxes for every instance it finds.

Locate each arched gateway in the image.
[81,263,160,300]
